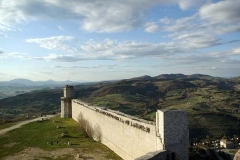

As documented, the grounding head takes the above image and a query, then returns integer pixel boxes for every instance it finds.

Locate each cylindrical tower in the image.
[61,85,74,118]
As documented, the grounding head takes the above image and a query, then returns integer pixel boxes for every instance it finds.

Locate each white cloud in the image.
[144,22,159,33]
[0,32,10,38]
[2,39,239,78]
[199,0,240,23]
[0,22,16,38]
[161,50,240,72]
[233,47,240,55]
[1,0,237,36]
[159,17,172,24]
[44,53,113,62]
[198,0,240,34]
[2,37,238,63]
[57,26,64,31]
[0,23,13,31]
[0,0,158,32]
[26,36,76,53]
[178,0,210,10]
[173,32,222,48]
[157,1,240,45]
[80,39,183,59]
[78,38,222,60]
[0,39,199,61]
[160,14,200,32]
[0,0,211,33]
[0,52,29,59]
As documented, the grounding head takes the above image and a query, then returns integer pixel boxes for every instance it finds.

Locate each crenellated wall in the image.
[72,99,165,160]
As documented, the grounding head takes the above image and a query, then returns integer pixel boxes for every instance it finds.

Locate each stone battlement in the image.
[61,86,189,160]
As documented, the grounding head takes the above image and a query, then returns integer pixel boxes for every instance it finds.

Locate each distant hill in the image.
[129,75,152,80]
[128,74,220,81]
[0,79,79,87]
[154,73,187,79]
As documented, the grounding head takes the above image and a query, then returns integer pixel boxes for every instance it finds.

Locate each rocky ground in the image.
[3,143,113,160]
[2,146,111,160]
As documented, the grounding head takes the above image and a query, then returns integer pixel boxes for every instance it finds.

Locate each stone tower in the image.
[61,85,74,118]
[156,109,189,160]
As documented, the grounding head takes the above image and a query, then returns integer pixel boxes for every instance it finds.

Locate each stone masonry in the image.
[61,85,74,118]
[61,86,189,160]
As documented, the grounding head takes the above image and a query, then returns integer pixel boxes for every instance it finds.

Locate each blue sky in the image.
[0,0,240,81]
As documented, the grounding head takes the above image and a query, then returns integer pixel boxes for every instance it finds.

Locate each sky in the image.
[0,0,240,82]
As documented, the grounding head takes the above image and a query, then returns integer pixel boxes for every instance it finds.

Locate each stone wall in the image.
[72,99,164,160]
[157,110,189,160]
[61,97,72,118]
[70,99,189,160]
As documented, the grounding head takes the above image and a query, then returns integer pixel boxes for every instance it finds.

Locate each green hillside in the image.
[0,74,240,139]
[0,116,121,159]
[81,76,240,139]
[0,89,62,121]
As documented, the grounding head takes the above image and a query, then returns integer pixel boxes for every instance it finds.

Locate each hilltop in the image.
[0,74,240,139]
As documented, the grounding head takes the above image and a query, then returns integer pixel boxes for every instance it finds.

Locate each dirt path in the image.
[0,115,56,135]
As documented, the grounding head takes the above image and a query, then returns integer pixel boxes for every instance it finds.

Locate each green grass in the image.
[93,94,127,106]
[92,94,151,114]
[0,116,122,159]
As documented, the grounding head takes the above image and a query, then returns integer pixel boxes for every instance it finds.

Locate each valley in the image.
[1,74,240,140]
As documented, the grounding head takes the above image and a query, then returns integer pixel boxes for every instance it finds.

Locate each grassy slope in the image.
[0,122,17,130]
[0,116,121,159]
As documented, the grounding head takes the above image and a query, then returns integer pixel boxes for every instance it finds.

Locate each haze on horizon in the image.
[0,0,239,82]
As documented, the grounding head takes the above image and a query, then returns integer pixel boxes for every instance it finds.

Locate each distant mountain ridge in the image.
[0,78,79,87]
[0,74,238,87]
[128,74,219,81]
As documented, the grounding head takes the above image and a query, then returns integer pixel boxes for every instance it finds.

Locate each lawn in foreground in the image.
[0,116,122,159]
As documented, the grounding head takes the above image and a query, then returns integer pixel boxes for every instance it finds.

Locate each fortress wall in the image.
[157,110,189,160]
[72,99,164,160]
